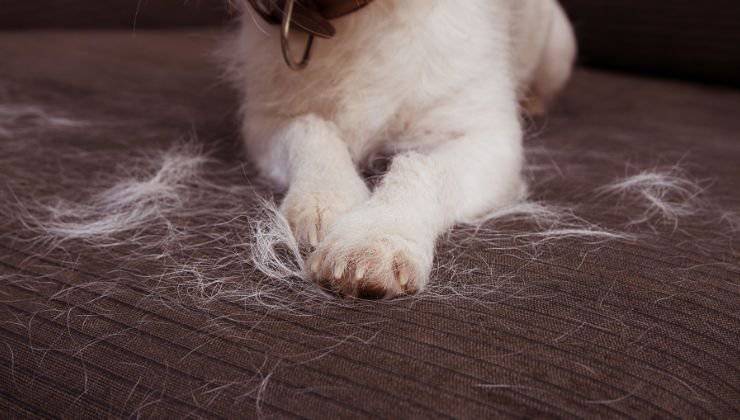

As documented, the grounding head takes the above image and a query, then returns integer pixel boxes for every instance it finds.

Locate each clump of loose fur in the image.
[0,104,86,137]
[36,144,210,242]
[597,166,708,229]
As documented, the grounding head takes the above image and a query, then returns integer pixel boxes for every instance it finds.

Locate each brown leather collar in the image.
[247,0,374,70]
[248,0,374,39]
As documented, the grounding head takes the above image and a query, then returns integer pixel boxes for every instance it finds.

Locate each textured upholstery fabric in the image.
[0,31,739,418]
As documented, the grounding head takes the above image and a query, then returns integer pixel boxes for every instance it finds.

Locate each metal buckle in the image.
[281,0,314,70]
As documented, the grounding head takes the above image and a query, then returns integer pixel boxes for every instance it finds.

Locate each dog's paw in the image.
[281,182,369,247]
[307,212,434,299]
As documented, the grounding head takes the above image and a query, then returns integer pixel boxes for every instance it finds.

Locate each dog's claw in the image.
[310,256,321,274]
[355,264,367,280]
[308,226,319,247]
[398,270,409,287]
[333,261,346,280]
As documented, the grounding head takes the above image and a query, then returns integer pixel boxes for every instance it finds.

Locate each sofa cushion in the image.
[0,31,738,418]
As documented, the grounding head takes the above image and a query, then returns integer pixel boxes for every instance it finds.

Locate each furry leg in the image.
[267,115,370,246]
[309,111,526,298]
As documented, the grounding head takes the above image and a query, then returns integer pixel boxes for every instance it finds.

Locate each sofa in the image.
[1,2,738,418]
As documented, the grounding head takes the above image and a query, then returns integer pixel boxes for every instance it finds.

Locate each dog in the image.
[224,0,576,298]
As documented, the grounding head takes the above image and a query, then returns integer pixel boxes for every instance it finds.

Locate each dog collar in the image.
[247,0,374,70]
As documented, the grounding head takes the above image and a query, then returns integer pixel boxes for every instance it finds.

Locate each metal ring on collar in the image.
[281,0,314,70]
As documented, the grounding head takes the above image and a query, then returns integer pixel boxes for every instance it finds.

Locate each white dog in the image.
[225,0,576,298]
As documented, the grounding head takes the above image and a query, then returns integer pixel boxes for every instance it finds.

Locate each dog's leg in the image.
[266,114,370,246]
[309,98,526,298]
[526,0,576,115]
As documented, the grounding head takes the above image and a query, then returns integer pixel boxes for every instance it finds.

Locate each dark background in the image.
[0,1,235,29]
[2,1,739,86]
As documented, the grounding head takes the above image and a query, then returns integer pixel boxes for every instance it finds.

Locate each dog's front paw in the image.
[280,181,369,247]
[308,211,434,299]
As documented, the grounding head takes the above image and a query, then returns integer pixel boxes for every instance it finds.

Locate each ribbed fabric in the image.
[0,32,738,418]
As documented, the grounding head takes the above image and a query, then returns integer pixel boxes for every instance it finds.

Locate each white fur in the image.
[597,167,709,230]
[226,0,576,298]
[0,104,86,138]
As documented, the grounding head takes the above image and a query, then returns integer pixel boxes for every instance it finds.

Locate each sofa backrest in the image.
[0,0,231,29]
[2,1,738,86]
[560,0,740,86]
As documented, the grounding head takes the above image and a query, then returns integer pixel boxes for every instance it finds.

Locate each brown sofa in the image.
[1,2,738,418]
